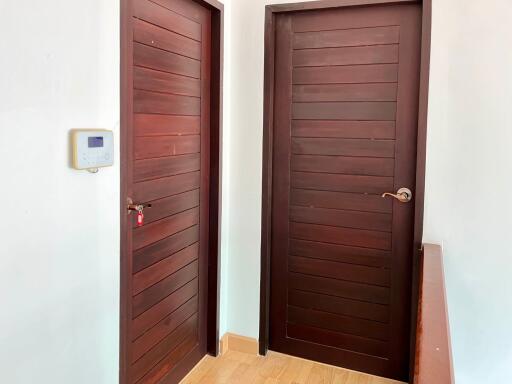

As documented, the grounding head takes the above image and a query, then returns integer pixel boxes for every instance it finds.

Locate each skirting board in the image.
[220,333,259,355]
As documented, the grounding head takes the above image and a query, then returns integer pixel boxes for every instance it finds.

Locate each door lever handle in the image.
[382,188,413,203]
[127,198,152,214]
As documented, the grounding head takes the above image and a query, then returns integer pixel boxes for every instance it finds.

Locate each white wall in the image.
[0,1,120,383]
[224,0,512,383]
[1,0,511,382]
[0,1,232,383]
[423,0,512,382]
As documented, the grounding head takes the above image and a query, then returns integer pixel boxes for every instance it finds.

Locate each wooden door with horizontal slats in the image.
[122,0,211,383]
[269,4,422,381]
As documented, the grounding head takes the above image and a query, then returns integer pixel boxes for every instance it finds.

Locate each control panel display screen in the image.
[88,136,104,148]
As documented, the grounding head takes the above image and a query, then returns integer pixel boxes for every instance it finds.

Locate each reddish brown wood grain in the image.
[291,120,396,139]
[134,114,200,136]
[132,243,199,295]
[293,45,399,67]
[134,153,200,182]
[414,244,454,384]
[133,18,202,59]
[122,0,223,382]
[289,272,390,305]
[291,189,392,213]
[131,297,198,363]
[131,189,199,226]
[134,135,200,159]
[293,83,397,102]
[132,261,198,317]
[288,289,389,322]
[134,42,201,78]
[291,222,392,250]
[133,225,199,273]
[262,3,427,380]
[290,205,392,232]
[289,239,391,268]
[133,89,200,115]
[132,207,199,250]
[133,0,202,41]
[293,64,398,84]
[287,323,388,358]
[293,25,400,49]
[288,255,390,286]
[131,279,198,340]
[134,66,201,97]
[292,101,397,120]
[131,315,197,382]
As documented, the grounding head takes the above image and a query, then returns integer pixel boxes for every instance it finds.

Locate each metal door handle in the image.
[382,188,413,203]
[127,198,152,214]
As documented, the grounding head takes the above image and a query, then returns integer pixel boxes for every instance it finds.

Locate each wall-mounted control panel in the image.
[71,129,114,171]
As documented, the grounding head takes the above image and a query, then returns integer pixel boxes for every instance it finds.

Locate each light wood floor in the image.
[181,350,404,384]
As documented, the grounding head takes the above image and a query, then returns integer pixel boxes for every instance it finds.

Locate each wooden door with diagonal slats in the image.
[122,0,211,383]
[269,3,422,381]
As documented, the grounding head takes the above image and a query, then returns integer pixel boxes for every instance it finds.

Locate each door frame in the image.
[120,0,224,383]
[259,0,431,381]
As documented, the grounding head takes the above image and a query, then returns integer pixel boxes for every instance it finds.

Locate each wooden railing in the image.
[414,244,455,384]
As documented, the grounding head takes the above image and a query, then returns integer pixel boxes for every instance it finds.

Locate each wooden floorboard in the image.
[180,350,404,384]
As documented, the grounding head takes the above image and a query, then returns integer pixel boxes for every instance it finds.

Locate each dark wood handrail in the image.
[414,244,455,383]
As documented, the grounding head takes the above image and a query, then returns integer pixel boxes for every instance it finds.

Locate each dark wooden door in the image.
[269,3,422,381]
[121,0,211,383]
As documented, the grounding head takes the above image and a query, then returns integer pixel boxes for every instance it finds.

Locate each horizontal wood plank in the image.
[134,18,201,60]
[291,189,392,213]
[136,330,198,384]
[134,66,201,97]
[133,171,200,205]
[292,102,397,120]
[131,314,197,383]
[293,83,397,102]
[133,243,199,295]
[291,6,402,33]
[293,64,399,84]
[287,323,388,359]
[134,90,200,115]
[133,207,199,251]
[288,305,389,341]
[134,153,200,182]
[290,222,392,250]
[291,155,394,176]
[289,256,390,287]
[134,42,200,78]
[134,114,200,137]
[291,172,394,195]
[292,138,395,158]
[290,205,392,232]
[151,0,206,23]
[135,135,200,160]
[133,225,199,273]
[293,45,399,67]
[133,0,201,41]
[289,272,389,305]
[292,120,395,139]
[131,189,200,227]
[289,289,389,323]
[131,296,198,363]
[132,261,198,317]
[131,278,198,340]
[294,26,399,49]
[290,239,391,268]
